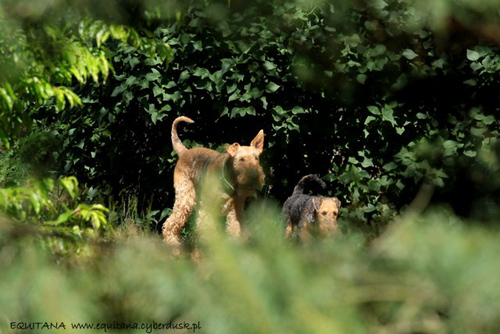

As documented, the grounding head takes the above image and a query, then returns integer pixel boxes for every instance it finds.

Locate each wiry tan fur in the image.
[162,116,265,253]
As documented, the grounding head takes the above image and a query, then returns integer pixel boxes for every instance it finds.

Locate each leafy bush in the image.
[1,205,500,334]
[0,176,110,256]
[21,0,499,231]
[2,0,500,232]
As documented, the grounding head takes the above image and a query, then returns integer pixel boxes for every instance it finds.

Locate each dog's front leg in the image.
[225,195,246,238]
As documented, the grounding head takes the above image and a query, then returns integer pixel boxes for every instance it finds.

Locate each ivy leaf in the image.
[226,83,238,94]
[367,106,380,115]
[263,61,277,71]
[260,96,268,109]
[363,204,377,213]
[249,87,263,99]
[228,91,239,102]
[365,116,376,125]
[221,58,233,73]
[403,49,418,60]
[357,74,367,84]
[179,70,190,82]
[111,85,125,97]
[145,69,161,82]
[266,82,280,93]
[383,162,398,172]
[153,85,164,97]
[443,140,457,149]
[466,49,480,61]
[193,67,210,78]
[361,157,374,168]
[292,106,306,114]
[382,107,396,126]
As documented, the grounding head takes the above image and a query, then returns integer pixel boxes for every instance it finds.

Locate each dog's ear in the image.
[334,197,342,209]
[306,197,322,222]
[250,130,265,154]
[226,143,240,157]
[312,197,323,211]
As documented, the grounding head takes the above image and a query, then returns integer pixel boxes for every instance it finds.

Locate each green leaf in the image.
[111,85,125,97]
[463,79,477,86]
[367,106,380,115]
[54,210,75,225]
[466,49,480,61]
[124,76,138,87]
[226,83,238,94]
[228,91,239,102]
[356,74,367,84]
[193,67,210,78]
[363,204,377,213]
[403,49,418,60]
[153,85,164,97]
[60,176,79,199]
[382,108,396,126]
[361,157,374,168]
[249,87,263,99]
[151,112,158,124]
[165,81,177,89]
[221,58,233,73]
[482,115,495,125]
[291,106,306,114]
[365,116,376,125]
[179,70,190,82]
[145,69,161,82]
[383,162,398,171]
[471,127,486,137]
[29,193,41,214]
[260,96,268,109]
[263,61,277,71]
[443,140,457,149]
[266,82,280,93]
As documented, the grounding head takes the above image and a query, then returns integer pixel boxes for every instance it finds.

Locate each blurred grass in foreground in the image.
[1,204,500,334]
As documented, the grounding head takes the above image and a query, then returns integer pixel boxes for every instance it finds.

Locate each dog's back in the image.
[283,174,325,225]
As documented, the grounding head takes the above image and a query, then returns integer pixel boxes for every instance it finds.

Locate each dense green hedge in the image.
[1,2,500,332]
[3,0,500,230]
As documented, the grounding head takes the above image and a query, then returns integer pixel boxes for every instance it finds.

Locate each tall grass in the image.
[0,177,498,333]
[2,195,500,334]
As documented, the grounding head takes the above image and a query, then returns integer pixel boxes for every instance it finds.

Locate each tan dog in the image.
[162,116,265,253]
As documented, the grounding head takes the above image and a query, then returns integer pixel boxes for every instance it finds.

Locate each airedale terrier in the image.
[162,116,265,252]
[283,174,341,242]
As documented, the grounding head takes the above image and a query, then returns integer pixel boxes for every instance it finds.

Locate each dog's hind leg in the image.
[162,179,196,254]
[285,222,294,238]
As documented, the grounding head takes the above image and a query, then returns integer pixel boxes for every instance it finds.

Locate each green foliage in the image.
[2,0,500,228]
[1,205,500,333]
[27,0,497,228]
[0,3,173,144]
[0,176,110,256]
[1,2,500,332]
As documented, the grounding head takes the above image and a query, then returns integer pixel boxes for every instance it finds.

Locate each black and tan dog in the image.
[283,174,341,241]
[162,116,265,253]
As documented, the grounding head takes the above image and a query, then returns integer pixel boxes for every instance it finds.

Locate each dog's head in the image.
[311,197,341,236]
[225,130,265,191]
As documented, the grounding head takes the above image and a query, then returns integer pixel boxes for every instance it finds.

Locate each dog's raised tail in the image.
[171,116,194,156]
[292,174,326,196]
